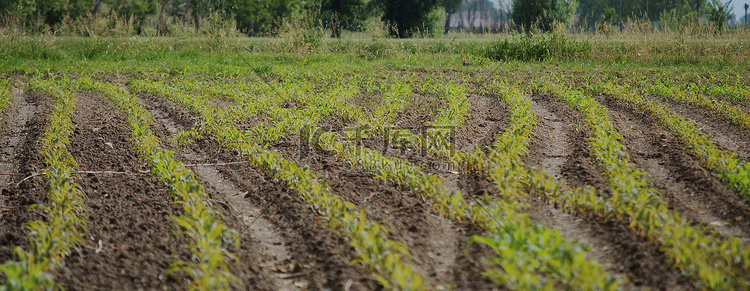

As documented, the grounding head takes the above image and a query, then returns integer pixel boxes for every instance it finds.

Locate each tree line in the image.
[0,0,737,37]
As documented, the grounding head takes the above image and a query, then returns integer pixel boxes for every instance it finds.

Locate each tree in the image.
[319,0,367,37]
[577,0,710,26]
[235,0,295,35]
[372,0,445,37]
[705,0,732,31]
[512,0,551,32]
[443,0,463,33]
[3,0,93,27]
[603,7,618,22]
[107,0,157,31]
[511,0,578,32]
[549,0,578,25]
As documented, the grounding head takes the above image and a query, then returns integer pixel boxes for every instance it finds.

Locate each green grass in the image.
[1,32,749,77]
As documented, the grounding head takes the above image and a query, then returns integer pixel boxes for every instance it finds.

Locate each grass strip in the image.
[687,76,750,103]
[172,75,363,146]
[0,79,11,119]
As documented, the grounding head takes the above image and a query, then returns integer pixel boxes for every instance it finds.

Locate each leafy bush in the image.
[484,33,590,62]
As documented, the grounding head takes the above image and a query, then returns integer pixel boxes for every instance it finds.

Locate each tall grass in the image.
[1,13,749,71]
[484,33,591,61]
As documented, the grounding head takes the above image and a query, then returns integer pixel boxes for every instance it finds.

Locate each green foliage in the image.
[301,76,620,289]
[602,7,618,22]
[591,79,750,206]
[108,0,158,25]
[276,17,325,53]
[658,7,702,30]
[318,0,368,37]
[484,33,590,62]
[322,73,470,160]
[3,0,93,27]
[705,0,731,32]
[646,78,750,130]
[512,0,551,31]
[463,82,620,290]
[235,0,296,35]
[579,0,702,26]
[550,0,579,26]
[371,0,444,37]
[0,79,11,120]
[695,75,750,103]
[512,0,578,32]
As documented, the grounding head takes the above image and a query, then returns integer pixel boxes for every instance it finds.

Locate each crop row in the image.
[700,82,750,103]
[643,79,750,130]
[669,75,750,103]
[541,79,750,289]
[175,74,620,289]
[162,74,613,289]
[465,82,619,289]
[0,79,11,119]
[2,78,86,290]
[308,80,618,289]
[358,79,414,136]
[591,81,750,198]
[379,81,470,160]
[131,79,425,290]
[171,75,365,147]
[75,77,240,290]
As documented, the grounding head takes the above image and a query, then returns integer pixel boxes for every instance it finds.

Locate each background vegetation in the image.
[0,0,743,37]
[0,0,747,83]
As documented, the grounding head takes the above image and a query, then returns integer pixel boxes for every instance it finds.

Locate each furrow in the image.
[595,93,750,239]
[525,92,694,289]
[53,91,192,290]
[0,89,50,266]
[132,78,427,290]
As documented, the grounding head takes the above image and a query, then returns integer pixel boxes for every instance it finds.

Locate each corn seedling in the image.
[541,79,750,289]
[131,78,426,290]
[75,77,239,290]
[2,77,85,290]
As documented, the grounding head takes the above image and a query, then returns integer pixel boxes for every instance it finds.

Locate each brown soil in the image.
[138,92,371,290]
[394,92,443,130]
[229,86,497,289]
[5,73,750,291]
[53,91,193,290]
[210,96,236,109]
[272,133,466,289]
[254,85,476,288]
[596,94,750,239]
[524,93,697,290]
[351,88,512,290]
[0,91,51,264]
[647,93,750,160]
[455,93,509,152]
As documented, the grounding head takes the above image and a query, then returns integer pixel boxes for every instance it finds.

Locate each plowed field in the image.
[2,71,750,290]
